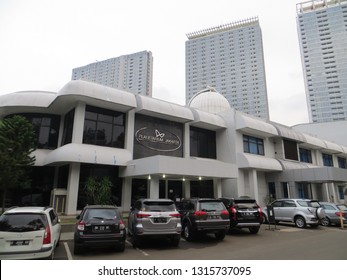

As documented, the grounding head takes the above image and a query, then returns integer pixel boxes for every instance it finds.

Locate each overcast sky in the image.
[0,0,309,126]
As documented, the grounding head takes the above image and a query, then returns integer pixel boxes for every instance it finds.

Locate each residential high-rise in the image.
[185,17,269,120]
[297,0,347,123]
[72,51,153,96]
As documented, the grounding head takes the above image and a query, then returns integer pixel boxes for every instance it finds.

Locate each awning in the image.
[237,153,282,171]
[43,143,132,166]
[236,112,278,137]
[189,108,227,130]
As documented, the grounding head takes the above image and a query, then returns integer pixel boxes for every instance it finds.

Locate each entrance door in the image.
[168,181,183,202]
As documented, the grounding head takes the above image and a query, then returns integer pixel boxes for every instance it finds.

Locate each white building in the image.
[297,0,347,123]
[72,50,153,96]
[0,81,346,214]
[185,17,269,120]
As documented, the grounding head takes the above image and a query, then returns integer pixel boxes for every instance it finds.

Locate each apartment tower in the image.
[185,17,269,120]
[72,51,153,96]
[297,0,347,123]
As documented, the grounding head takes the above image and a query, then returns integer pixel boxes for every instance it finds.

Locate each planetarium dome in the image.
[188,87,231,114]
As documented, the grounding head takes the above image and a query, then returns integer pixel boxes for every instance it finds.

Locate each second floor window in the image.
[322,153,333,167]
[83,105,125,148]
[243,135,264,155]
[299,148,312,163]
[338,157,347,169]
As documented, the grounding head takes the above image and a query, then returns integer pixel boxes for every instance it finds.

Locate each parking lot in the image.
[54,223,347,260]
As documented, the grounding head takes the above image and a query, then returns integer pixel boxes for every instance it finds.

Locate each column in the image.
[122,177,132,211]
[249,170,259,202]
[213,178,222,198]
[149,176,159,199]
[72,102,86,144]
[65,163,80,215]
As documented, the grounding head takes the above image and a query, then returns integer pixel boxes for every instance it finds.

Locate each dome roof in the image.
[188,87,230,113]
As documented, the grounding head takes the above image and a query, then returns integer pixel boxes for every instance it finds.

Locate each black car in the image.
[74,205,126,254]
[220,197,263,234]
[176,198,230,241]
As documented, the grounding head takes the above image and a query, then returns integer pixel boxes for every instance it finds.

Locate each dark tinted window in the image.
[142,201,175,212]
[199,201,225,211]
[83,105,125,148]
[83,208,119,220]
[190,127,216,159]
[62,109,75,145]
[0,213,47,232]
[284,139,298,161]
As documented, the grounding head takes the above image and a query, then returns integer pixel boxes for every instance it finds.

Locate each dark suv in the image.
[220,197,263,234]
[176,198,230,241]
[74,205,126,254]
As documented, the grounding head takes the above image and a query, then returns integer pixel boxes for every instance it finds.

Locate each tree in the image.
[84,176,113,205]
[0,115,36,212]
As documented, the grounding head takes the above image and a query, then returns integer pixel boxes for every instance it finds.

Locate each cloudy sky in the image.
[0,0,309,126]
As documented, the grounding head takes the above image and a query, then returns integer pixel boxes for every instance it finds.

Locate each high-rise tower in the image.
[185,17,269,120]
[297,0,347,123]
[72,51,153,96]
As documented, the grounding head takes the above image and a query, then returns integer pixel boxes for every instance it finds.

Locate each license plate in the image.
[153,217,167,223]
[208,215,220,220]
[10,240,30,246]
[93,225,110,231]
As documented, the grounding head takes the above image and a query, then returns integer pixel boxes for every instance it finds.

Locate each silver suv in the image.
[128,199,182,247]
[262,199,325,228]
[0,206,61,259]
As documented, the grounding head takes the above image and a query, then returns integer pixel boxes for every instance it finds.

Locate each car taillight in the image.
[77,221,85,231]
[230,207,237,220]
[136,213,151,218]
[194,211,207,219]
[169,213,181,218]
[43,225,51,245]
[119,220,125,230]
[334,212,345,217]
[258,208,263,220]
[221,210,229,218]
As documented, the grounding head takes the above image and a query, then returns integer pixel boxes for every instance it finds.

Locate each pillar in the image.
[65,163,80,215]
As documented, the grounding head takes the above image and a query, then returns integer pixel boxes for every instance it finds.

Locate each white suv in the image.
[262,199,325,228]
[0,206,61,260]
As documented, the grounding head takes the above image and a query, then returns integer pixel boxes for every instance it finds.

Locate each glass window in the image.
[284,139,298,161]
[62,109,75,145]
[243,135,264,155]
[300,148,312,163]
[83,105,125,148]
[338,157,347,169]
[190,127,216,159]
[322,153,334,167]
[11,113,61,149]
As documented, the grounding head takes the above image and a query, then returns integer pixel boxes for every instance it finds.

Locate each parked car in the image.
[128,199,182,247]
[74,205,126,254]
[262,199,325,228]
[0,206,61,260]
[176,198,230,241]
[219,197,263,234]
[319,202,347,226]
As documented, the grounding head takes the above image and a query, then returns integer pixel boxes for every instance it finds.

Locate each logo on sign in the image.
[135,127,182,152]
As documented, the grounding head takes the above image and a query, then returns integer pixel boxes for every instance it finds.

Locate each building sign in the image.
[135,127,181,152]
[134,114,183,159]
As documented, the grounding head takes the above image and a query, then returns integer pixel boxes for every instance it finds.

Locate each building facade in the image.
[0,81,346,215]
[71,50,153,96]
[185,17,270,120]
[297,0,347,123]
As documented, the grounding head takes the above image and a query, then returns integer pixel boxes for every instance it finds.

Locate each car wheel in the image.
[171,236,180,247]
[215,230,226,240]
[321,217,330,227]
[74,244,83,255]
[183,223,195,241]
[294,216,306,228]
[249,227,260,234]
[116,243,125,252]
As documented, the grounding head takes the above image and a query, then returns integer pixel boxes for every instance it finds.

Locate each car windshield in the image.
[0,213,47,232]
[338,205,347,211]
[84,208,118,220]
[142,201,175,212]
[298,200,320,208]
[200,201,225,212]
